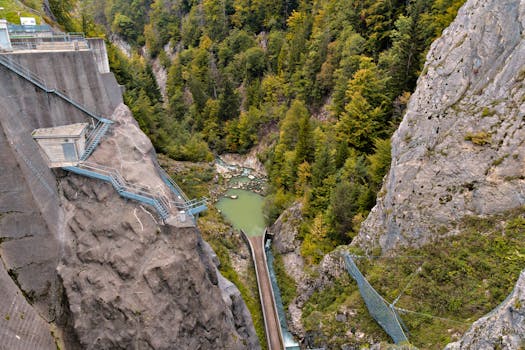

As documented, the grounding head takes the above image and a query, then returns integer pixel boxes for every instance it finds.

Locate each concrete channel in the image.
[242,230,285,350]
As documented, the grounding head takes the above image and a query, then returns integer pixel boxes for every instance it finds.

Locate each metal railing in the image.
[8,24,53,33]
[81,121,111,160]
[156,164,208,215]
[342,252,409,344]
[64,162,171,220]
[157,165,190,202]
[0,54,111,124]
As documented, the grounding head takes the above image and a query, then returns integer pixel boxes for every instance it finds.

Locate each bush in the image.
[464,131,491,146]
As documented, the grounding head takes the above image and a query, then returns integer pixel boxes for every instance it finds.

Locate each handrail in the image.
[0,54,111,124]
[76,162,160,200]
[156,164,208,215]
[65,162,171,220]
[157,165,190,202]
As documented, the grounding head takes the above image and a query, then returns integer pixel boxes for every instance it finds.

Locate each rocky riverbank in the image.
[214,156,267,197]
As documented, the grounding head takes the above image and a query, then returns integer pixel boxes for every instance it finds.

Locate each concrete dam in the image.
[0,39,259,349]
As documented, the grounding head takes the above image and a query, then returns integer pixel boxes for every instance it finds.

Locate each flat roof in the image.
[32,122,89,139]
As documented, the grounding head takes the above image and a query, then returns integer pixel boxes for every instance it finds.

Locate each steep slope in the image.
[355,0,525,252]
[58,103,259,349]
[0,48,259,348]
[444,271,525,349]
[0,50,123,347]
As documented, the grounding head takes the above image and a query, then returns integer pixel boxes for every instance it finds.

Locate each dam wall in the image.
[0,48,122,348]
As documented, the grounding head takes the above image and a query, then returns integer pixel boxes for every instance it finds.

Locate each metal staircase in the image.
[180,198,208,216]
[0,53,205,221]
[0,54,112,124]
[158,166,190,202]
[63,162,171,220]
[81,121,111,160]
[157,165,208,216]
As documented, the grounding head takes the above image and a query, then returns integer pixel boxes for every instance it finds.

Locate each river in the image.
[215,187,266,236]
[215,179,300,349]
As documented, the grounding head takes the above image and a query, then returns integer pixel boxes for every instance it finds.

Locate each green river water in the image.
[215,188,265,236]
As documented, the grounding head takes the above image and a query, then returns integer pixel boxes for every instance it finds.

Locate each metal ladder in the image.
[81,121,111,160]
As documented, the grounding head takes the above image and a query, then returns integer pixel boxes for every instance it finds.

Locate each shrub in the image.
[464,131,491,146]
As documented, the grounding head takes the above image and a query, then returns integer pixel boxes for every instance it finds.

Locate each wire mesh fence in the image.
[342,252,409,344]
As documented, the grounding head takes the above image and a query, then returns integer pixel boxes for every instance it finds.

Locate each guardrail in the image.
[156,164,208,216]
[0,54,111,124]
[63,162,171,220]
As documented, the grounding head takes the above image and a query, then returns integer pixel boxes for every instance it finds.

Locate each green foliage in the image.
[464,131,492,146]
[302,207,525,349]
[367,138,392,189]
[48,0,75,31]
[111,13,136,41]
[0,0,43,24]
[70,0,465,197]
[65,0,467,346]
[272,249,297,312]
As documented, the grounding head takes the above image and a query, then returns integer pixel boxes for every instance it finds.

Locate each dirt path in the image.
[246,233,284,350]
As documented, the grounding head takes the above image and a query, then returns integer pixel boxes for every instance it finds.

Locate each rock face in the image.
[355,0,525,252]
[58,176,257,349]
[57,104,259,349]
[269,202,347,344]
[0,49,259,349]
[0,50,123,349]
[445,269,525,350]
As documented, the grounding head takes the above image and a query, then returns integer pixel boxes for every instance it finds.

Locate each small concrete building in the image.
[32,123,89,167]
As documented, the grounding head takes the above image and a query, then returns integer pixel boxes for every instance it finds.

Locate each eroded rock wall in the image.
[354,0,525,252]
[0,50,124,348]
[57,103,260,349]
[0,49,259,349]
[58,174,258,349]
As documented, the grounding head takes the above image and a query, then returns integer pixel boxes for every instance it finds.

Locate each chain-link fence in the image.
[342,252,409,344]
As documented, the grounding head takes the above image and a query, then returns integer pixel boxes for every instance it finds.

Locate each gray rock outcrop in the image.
[445,269,525,350]
[0,50,123,349]
[269,202,347,344]
[354,0,525,252]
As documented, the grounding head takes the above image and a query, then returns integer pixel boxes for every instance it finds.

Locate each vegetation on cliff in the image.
[32,0,463,260]
[302,207,525,348]
[33,1,525,349]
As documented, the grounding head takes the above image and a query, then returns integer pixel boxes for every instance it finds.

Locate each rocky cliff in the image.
[269,202,350,346]
[0,48,258,349]
[349,0,525,347]
[354,0,525,252]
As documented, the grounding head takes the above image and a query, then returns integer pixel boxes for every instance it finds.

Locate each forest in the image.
[43,0,465,259]
[20,0,524,348]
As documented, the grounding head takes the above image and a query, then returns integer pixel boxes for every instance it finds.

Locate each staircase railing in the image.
[156,164,208,215]
[0,54,112,124]
[63,162,171,220]
[157,165,190,202]
[81,121,110,160]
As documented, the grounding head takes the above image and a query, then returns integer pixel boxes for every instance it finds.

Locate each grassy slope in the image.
[302,207,525,349]
[0,0,42,24]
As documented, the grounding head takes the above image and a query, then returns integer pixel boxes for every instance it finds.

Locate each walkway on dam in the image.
[245,233,284,350]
